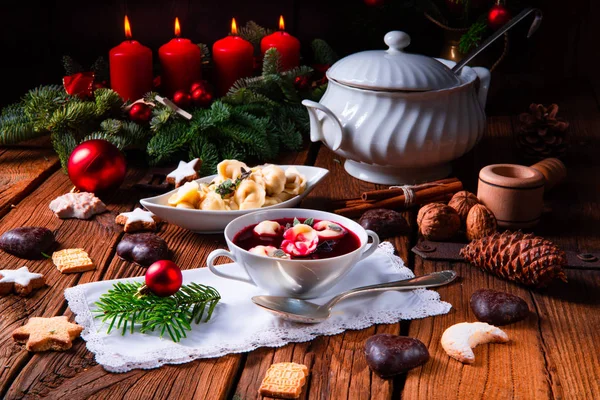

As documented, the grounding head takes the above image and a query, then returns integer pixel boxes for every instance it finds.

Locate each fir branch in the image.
[188,134,220,174]
[62,56,84,76]
[238,21,272,49]
[51,131,78,170]
[93,281,221,342]
[311,39,339,65]
[94,88,124,117]
[197,43,212,65]
[459,21,487,54]
[262,48,281,76]
[0,103,40,145]
[90,56,109,82]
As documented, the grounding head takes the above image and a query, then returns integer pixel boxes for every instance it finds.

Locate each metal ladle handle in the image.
[323,270,457,311]
[452,7,543,74]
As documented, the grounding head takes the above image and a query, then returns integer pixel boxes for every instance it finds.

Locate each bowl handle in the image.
[359,230,380,261]
[206,249,254,285]
[301,100,344,151]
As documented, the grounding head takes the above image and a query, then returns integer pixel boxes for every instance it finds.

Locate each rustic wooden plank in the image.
[0,166,147,399]
[402,116,554,400]
[0,141,60,218]
[8,148,316,400]
[522,86,600,399]
[233,147,415,400]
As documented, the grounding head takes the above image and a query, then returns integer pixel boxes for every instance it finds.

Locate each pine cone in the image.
[460,231,567,287]
[517,103,569,159]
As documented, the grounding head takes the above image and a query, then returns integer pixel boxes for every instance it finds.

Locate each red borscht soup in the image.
[233,217,361,260]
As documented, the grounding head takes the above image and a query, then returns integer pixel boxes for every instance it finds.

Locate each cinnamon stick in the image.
[361,177,459,202]
[335,180,463,218]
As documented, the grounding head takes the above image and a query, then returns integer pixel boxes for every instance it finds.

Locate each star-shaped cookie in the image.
[0,266,45,296]
[115,208,160,232]
[166,158,202,187]
[12,316,83,352]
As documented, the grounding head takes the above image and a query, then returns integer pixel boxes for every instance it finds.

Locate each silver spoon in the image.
[252,270,457,323]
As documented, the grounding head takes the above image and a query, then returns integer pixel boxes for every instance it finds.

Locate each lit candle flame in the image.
[279,15,285,31]
[231,18,238,35]
[124,15,132,39]
[174,17,181,37]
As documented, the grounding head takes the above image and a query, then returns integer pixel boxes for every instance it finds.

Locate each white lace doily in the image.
[65,242,452,373]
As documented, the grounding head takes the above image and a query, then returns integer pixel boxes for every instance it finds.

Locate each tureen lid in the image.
[327,31,461,91]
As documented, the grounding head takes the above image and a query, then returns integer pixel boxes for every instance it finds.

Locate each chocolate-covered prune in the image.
[365,334,429,378]
[116,233,170,267]
[470,289,529,326]
[0,227,55,259]
[359,209,409,239]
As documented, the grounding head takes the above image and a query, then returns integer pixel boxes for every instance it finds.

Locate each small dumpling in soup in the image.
[283,167,307,195]
[261,164,286,195]
[234,180,266,210]
[217,160,249,181]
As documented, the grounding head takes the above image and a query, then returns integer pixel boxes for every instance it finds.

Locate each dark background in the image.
[1,0,598,112]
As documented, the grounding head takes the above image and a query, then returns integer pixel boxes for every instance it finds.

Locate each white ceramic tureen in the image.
[302,31,491,184]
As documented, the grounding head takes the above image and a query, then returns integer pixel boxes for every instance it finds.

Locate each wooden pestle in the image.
[530,158,567,191]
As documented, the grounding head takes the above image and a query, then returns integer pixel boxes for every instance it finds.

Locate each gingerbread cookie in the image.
[115,208,160,232]
[0,266,45,296]
[13,316,83,352]
[52,248,95,273]
[49,192,106,220]
[166,158,202,188]
[116,233,170,267]
[258,362,309,399]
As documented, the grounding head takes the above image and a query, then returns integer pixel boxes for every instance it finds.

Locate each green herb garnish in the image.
[215,168,251,198]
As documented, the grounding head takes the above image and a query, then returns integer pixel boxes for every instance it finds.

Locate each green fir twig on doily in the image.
[93,281,221,342]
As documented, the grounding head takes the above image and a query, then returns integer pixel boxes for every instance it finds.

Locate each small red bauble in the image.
[145,260,183,297]
[129,103,152,123]
[488,3,511,30]
[293,76,310,91]
[190,81,204,93]
[67,139,127,193]
[172,90,191,108]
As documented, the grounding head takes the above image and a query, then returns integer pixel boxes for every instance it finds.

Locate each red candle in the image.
[260,15,300,71]
[109,16,153,101]
[159,18,202,98]
[212,18,254,96]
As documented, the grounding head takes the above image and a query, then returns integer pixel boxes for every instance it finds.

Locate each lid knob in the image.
[384,31,411,53]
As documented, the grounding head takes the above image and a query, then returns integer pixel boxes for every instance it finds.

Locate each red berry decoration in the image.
[488,2,511,30]
[190,81,204,93]
[294,76,310,91]
[190,81,214,108]
[67,139,127,193]
[129,103,152,123]
[145,260,183,297]
[172,90,191,108]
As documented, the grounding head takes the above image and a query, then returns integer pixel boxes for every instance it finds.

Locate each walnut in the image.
[448,191,480,224]
[417,203,461,241]
[466,204,497,241]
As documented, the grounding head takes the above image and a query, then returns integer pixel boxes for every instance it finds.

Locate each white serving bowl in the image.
[206,208,380,298]
[140,165,328,233]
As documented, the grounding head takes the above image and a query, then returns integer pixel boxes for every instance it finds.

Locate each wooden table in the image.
[1,85,599,400]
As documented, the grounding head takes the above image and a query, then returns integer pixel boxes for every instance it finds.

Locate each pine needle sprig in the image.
[93,281,221,342]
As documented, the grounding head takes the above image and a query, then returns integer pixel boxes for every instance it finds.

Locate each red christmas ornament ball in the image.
[294,76,310,91]
[67,139,126,193]
[172,90,191,108]
[129,103,152,123]
[190,81,214,108]
[488,3,511,30]
[145,260,183,297]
